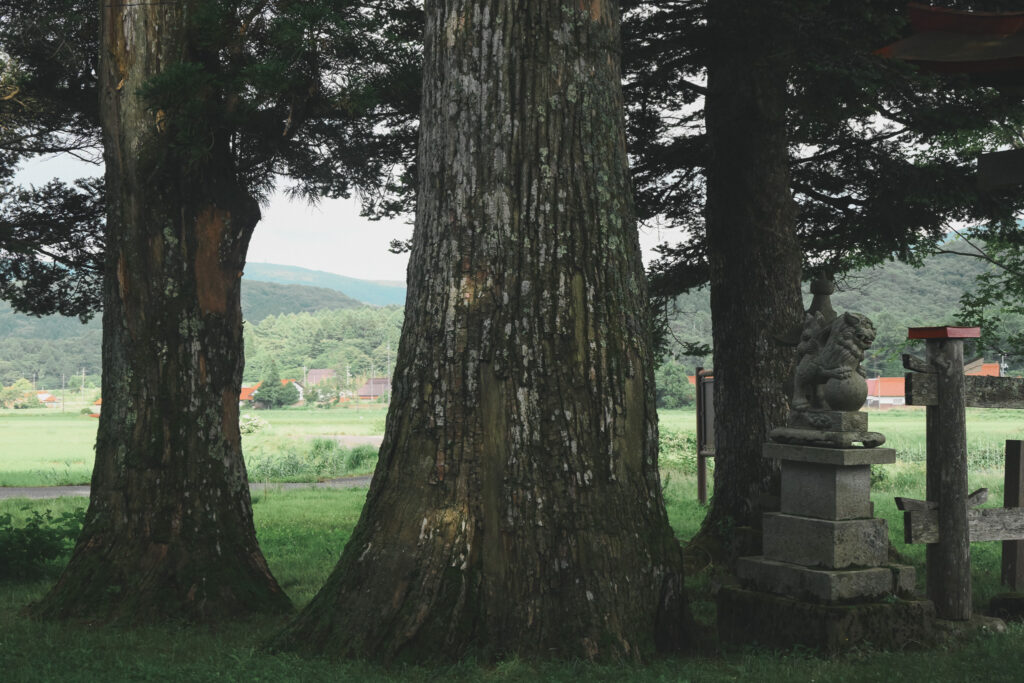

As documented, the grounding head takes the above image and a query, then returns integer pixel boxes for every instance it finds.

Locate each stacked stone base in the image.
[719,419,935,652]
[719,587,936,653]
[736,556,917,603]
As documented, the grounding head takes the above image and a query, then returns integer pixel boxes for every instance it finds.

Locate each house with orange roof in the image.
[239,379,304,408]
[865,358,1003,408]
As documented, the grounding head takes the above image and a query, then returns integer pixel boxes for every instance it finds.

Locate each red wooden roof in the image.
[907,3,1024,35]
[239,383,262,401]
[907,326,981,339]
[878,4,1024,84]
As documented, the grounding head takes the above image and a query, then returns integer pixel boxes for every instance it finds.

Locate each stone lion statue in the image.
[792,311,876,412]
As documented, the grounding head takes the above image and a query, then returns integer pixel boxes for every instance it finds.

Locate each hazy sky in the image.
[18,156,668,283]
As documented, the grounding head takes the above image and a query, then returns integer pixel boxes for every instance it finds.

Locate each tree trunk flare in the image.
[31,0,290,622]
[272,0,689,661]
[696,0,804,550]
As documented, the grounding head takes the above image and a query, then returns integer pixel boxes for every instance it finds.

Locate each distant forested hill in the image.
[666,243,1013,375]
[1,249,1018,388]
[0,277,379,386]
[0,301,103,388]
[241,280,361,321]
[244,263,406,306]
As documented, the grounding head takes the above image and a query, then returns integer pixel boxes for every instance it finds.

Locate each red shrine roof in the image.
[877,3,1024,84]
[907,326,981,340]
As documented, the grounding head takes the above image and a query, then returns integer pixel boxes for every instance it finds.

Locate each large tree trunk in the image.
[31,0,289,621]
[694,0,804,555]
[272,0,689,661]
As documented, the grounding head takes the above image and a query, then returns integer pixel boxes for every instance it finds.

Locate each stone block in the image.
[764,442,896,466]
[717,586,936,653]
[789,410,868,432]
[736,556,894,602]
[780,460,872,520]
[763,513,888,568]
[890,563,918,597]
[988,593,1024,623]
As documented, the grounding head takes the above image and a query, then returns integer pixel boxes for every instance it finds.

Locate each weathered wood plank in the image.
[897,490,987,512]
[895,497,937,512]
[1003,441,1024,590]
[902,353,933,374]
[906,507,1024,544]
[905,373,1024,409]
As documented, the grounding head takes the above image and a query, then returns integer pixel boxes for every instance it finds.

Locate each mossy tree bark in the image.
[272,0,689,661]
[694,0,804,553]
[30,1,290,621]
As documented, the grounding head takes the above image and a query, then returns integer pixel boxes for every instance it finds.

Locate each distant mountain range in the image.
[0,250,1008,386]
[241,280,362,321]
[0,266,408,385]
[244,263,406,306]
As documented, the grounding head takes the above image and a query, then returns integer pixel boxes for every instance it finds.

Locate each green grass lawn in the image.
[3,405,1023,488]
[0,412,99,486]
[2,479,1023,681]
[0,406,390,487]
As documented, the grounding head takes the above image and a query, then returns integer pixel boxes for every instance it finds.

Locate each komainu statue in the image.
[769,277,885,448]
[793,311,876,412]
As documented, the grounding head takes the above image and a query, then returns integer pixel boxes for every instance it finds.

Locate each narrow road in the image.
[0,476,373,501]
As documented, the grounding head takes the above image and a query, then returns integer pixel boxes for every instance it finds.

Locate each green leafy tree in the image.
[655,362,696,409]
[255,362,299,409]
[0,378,34,407]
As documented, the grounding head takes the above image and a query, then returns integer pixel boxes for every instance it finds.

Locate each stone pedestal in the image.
[720,412,932,651]
[718,587,936,653]
[737,439,911,602]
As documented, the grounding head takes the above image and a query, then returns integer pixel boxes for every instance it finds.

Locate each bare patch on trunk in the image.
[445,12,467,48]
[195,207,229,314]
[577,0,608,23]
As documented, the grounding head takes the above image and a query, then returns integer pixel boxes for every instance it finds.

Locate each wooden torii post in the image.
[900,326,1024,620]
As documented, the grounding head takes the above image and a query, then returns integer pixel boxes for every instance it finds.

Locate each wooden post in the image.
[695,368,714,505]
[911,326,977,621]
[1003,441,1024,590]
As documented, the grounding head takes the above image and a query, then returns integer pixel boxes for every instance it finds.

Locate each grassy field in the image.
[2,478,1024,680]
[3,405,1023,488]
[2,406,1024,678]
[0,405,390,486]
[0,412,99,486]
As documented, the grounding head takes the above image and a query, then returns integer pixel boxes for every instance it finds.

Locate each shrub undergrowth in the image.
[246,439,378,482]
[0,508,84,579]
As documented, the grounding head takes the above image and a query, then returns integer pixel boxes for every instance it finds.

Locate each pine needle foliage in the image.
[622,0,1024,298]
[0,0,421,318]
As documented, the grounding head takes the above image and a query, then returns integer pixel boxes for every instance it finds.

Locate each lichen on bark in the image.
[29,0,289,623]
[271,0,690,661]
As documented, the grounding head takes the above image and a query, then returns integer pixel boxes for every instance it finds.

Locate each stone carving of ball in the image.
[823,375,868,412]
